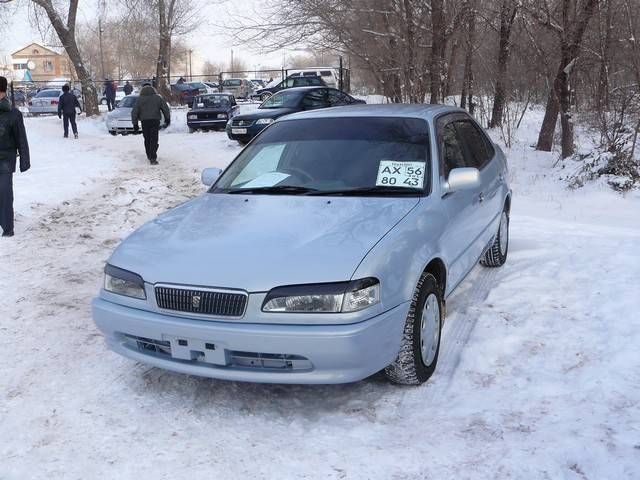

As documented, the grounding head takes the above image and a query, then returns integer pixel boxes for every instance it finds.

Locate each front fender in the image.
[350,199,450,311]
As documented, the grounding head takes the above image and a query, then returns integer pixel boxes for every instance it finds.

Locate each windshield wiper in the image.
[225,185,319,195]
[308,186,423,196]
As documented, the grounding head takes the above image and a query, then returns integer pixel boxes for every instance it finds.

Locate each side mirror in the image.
[443,167,480,194]
[201,167,222,186]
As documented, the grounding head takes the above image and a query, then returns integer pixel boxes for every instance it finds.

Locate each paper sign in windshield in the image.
[376,161,426,188]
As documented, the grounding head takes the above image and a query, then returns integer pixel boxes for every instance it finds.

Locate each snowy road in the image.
[1,111,639,479]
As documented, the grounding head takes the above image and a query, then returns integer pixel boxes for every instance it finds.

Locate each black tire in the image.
[189,127,196,133]
[481,208,509,267]
[109,131,117,136]
[100,98,108,106]
[385,273,443,385]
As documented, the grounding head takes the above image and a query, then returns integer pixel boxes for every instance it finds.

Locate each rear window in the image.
[223,80,242,86]
[118,96,138,108]
[320,71,333,76]
[302,71,318,77]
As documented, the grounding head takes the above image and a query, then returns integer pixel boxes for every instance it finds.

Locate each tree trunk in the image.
[156,0,172,98]
[443,35,459,101]
[536,0,598,153]
[489,0,518,128]
[595,0,612,111]
[32,0,99,115]
[430,0,445,103]
[460,4,476,113]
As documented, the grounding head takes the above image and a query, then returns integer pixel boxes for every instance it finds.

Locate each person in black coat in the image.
[103,79,116,111]
[58,85,82,139]
[123,81,133,96]
[0,76,30,238]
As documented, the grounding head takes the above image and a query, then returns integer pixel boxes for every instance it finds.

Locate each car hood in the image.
[108,194,420,292]
[236,108,298,121]
[107,107,132,119]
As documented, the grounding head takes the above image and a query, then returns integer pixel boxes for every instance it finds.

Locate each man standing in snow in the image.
[131,83,170,165]
[0,76,30,238]
[123,81,133,96]
[58,84,82,139]
[103,79,116,111]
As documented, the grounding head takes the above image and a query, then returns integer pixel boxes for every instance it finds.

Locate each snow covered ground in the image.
[1,106,639,479]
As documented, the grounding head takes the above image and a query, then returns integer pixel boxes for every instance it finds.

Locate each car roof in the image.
[278,103,466,122]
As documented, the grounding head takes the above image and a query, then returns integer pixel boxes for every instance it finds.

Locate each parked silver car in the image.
[105,95,139,135]
[29,88,83,115]
[93,104,511,385]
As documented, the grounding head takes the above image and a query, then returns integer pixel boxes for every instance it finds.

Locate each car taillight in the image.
[51,100,59,105]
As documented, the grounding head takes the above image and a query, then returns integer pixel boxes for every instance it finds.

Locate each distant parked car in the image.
[185,82,217,95]
[227,86,364,144]
[250,79,267,90]
[171,83,200,105]
[28,88,83,116]
[100,86,132,106]
[105,95,139,136]
[221,78,253,100]
[287,68,339,88]
[252,75,326,101]
[187,93,239,132]
[204,81,219,90]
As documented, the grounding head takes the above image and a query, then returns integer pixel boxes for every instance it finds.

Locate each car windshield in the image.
[195,95,230,108]
[118,96,138,108]
[212,117,430,196]
[37,90,60,98]
[260,91,303,109]
[189,83,205,89]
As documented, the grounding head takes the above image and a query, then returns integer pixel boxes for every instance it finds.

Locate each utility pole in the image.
[230,49,234,73]
[98,18,106,80]
[188,49,193,80]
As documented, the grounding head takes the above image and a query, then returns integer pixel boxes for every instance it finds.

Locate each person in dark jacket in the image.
[131,84,170,165]
[123,81,133,96]
[104,79,116,111]
[0,76,30,238]
[58,84,82,139]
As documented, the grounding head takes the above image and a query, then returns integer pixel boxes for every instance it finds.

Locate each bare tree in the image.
[489,0,518,127]
[2,0,99,114]
[532,0,598,157]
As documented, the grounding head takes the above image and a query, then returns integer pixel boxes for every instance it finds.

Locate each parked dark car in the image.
[171,83,199,105]
[227,86,364,144]
[187,93,239,132]
[252,75,327,101]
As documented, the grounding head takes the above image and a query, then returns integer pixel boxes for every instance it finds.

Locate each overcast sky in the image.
[0,0,291,71]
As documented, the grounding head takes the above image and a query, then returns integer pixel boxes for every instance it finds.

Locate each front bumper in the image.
[225,123,268,142]
[92,297,408,384]
[187,118,227,129]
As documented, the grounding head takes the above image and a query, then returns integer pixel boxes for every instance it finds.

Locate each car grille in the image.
[232,118,254,127]
[196,112,225,120]
[155,285,247,317]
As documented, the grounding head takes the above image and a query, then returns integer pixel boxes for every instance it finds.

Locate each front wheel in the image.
[385,273,443,385]
[481,209,509,267]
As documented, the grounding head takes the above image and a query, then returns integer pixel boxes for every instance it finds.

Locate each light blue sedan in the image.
[92,104,511,385]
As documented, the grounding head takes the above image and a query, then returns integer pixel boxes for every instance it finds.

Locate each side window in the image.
[454,120,490,169]
[284,78,295,88]
[327,89,350,106]
[302,90,328,109]
[441,123,466,178]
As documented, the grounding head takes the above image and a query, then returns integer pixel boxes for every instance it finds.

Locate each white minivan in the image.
[287,68,339,88]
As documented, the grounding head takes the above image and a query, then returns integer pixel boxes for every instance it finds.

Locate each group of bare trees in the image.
[232,0,639,177]
[0,0,198,114]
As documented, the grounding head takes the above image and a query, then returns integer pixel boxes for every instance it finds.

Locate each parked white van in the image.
[287,68,339,88]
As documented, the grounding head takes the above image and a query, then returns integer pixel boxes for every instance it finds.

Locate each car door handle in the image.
[478,192,485,203]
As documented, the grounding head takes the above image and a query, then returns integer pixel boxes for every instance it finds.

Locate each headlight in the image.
[217,113,227,119]
[262,278,379,313]
[187,113,197,119]
[104,264,146,299]
[255,118,275,125]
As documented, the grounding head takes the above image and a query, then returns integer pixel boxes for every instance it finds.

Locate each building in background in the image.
[11,43,73,82]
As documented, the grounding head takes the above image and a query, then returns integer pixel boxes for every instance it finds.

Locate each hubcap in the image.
[420,293,441,366]
[499,212,509,256]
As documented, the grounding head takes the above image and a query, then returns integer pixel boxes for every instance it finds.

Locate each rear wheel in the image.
[481,209,509,267]
[385,273,443,385]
